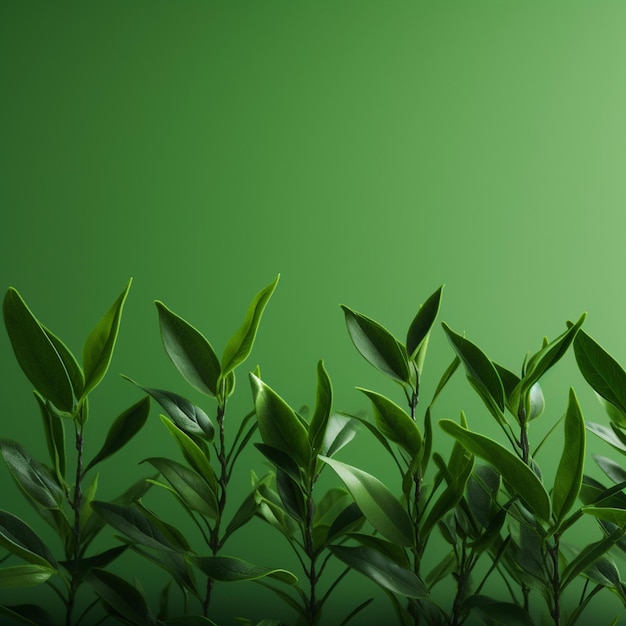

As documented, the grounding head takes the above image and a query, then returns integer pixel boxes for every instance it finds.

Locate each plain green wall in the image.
[2,1,626,623]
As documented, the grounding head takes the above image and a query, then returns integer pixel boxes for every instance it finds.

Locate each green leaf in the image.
[0,604,54,626]
[320,456,414,546]
[81,279,132,398]
[309,360,333,455]
[587,422,626,456]
[85,397,150,473]
[406,285,444,361]
[441,323,505,415]
[155,300,221,396]
[357,388,422,457]
[190,555,297,585]
[250,374,311,469]
[341,305,410,383]
[0,511,57,568]
[42,326,84,400]
[466,464,501,528]
[159,416,218,493]
[439,420,551,522]
[552,388,586,525]
[0,564,56,588]
[59,545,128,580]
[3,288,74,412]
[91,501,185,552]
[221,275,279,377]
[87,568,153,626]
[594,455,626,485]
[582,506,626,526]
[322,414,358,458]
[330,544,427,598]
[574,328,626,415]
[122,376,215,440]
[0,440,64,509]
[255,444,301,482]
[143,457,219,518]
[163,618,218,626]
[34,392,66,483]
[462,596,533,626]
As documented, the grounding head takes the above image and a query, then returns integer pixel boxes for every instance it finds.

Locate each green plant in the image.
[0,280,152,626]
[250,362,367,626]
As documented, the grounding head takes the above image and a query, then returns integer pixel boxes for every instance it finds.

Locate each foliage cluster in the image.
[3,277,626,625]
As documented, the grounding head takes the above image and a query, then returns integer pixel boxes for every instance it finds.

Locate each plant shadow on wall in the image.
[2,278,626,625]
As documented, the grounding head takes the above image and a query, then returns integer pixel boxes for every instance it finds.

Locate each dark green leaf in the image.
[3,288,74,412]
[466,464,501,528]
[34,392,66,482]
[321,456,414,546]
[87,568,153,626]
[122,376,214,440]
[330,545,427,598]
[42,326,84,399]
[143,457,218,518]
[587,422,626,456]
[255,444,301,482]
[357,388,422,457]
[163,618,218,626]
[155,300,221,396]
[441,323,505,414]
[190,555,297,585]
[309,360,333,455]
[462,596,533,626]
[594,455,626,485]
[0,604,54,626]
[250,374,310,469]
[82,279,132,398]
[341,305,410,383]
[552,388,586,525]
[0,440,64,509]
[0,511,56,568]
[85,396,150,472]
[221,275,279,377]
[347,532,410,568]
[276,470,306,522]
[406,285,444,362]
[439,420,551,522]
[59,545,128,579]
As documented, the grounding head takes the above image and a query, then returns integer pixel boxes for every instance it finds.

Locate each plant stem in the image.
[549,534,561,626]
[451,543,470,626]
[304,478,318,625]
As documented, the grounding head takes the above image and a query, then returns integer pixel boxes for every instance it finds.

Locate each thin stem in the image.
[76,599,99,626]
[549,534,561,626]
[319,565,350,608]
[304,478,318,625]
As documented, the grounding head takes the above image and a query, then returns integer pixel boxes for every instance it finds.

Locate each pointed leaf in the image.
[309,360,333,455]
[462,596,533,626]
[330,544,427,598]
[406,285,443,360]
[0,511,57,568]
[221,275,279,377]
[82,279,132,398]
[587,422,626,456]
[85,397,150,472]
[322,414,358,458]
[59,545,128,579]
[34,392,66,482]
[155,301,220,396]
[0,604,54,626]
[0,564,56,588]
[122,376,214,440]
[250,374,310,469]
[320,456,414,546]
[3,288,74,412]
[190,555,296,584]
[439,420,551,522]
[341,305,410,383]
[42,326,84,399]
[357,388,422,457]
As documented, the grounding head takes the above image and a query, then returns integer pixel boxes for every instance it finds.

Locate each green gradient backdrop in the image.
[3,1,626,623]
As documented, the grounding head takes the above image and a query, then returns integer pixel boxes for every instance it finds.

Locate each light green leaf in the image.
[82,279,132,398]
[0,511,57,568]
[309,360,333,455]
[190,555,297,585]
[0,564,56,588]
[0,440,64,510]
[321,456,414,546]
[341,305,410,383]
[439,420,551,522]
[582,506,626,526]
[406,285,444,362]
[221,275,279,377]
[143,457,219,518]
[85,397,150,472]
[322,414,358,458]
[587,422,626,456]
[552,388,586,525]
[594,455,626,485]
[441,323,505,415]
[250,374,310,469]
[3,287,74,412]
[155,300,221,396]
[330,545,427,598]
[357,388,422,457]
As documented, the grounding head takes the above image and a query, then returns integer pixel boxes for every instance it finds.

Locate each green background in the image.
[2,1,626,623]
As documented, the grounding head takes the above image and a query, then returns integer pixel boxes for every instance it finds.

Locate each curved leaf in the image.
[320,456,414,546]
[552,388,585,525]
[81,279,132,398]
[250,374,310,469]
[0,511,57,568]
[330,544,426,598]
[357,388,422,457]
[155,300,220,396]
[309,360,333,455]
[190,555,297,585]
[321,414,358,458]
[341,305,410,383]
[0,564,56,588]
[85,396,150,472]
[221,275,279,377]
[462,595,533,626]
[3,288,74,412]
[406,285,444,361]
[34,392,66,483]
[439,420,551,523]
[42,326,84,399]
